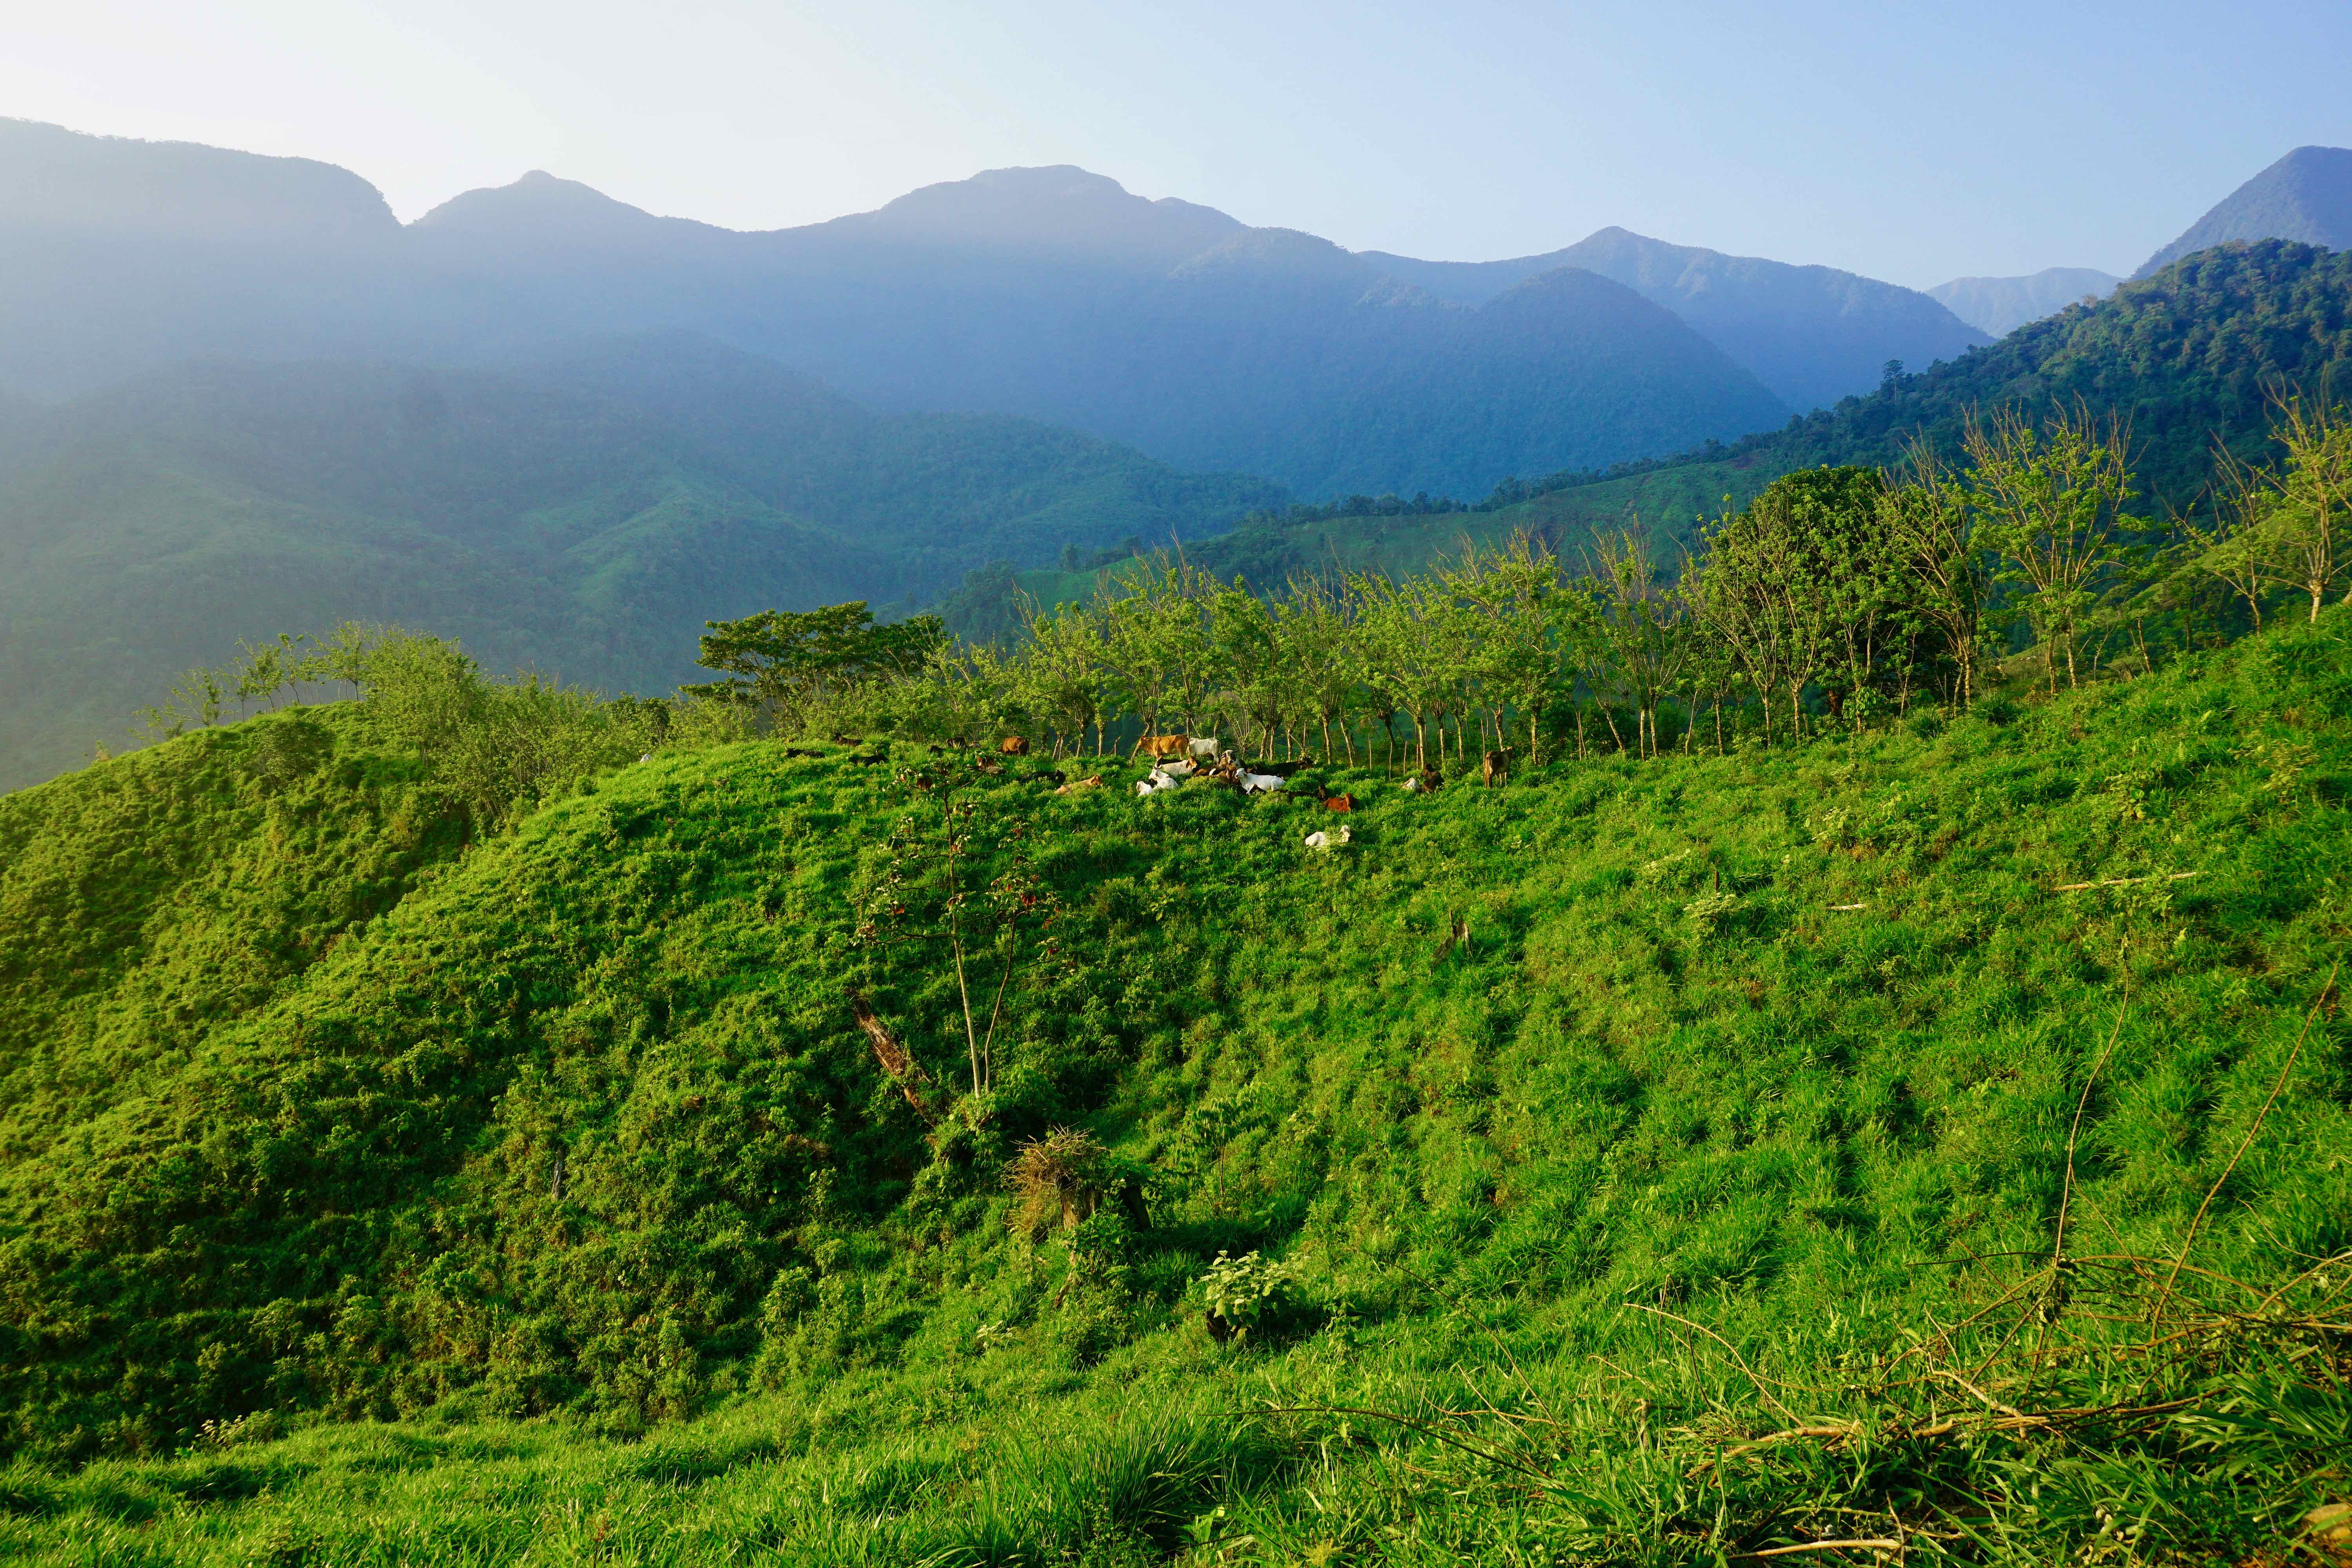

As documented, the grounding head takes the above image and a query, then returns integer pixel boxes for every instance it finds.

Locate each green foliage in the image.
[1197,1250,1298,1343]
[1,594,2350,1559]
[683,603,946,726]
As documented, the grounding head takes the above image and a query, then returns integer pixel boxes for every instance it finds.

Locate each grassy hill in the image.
[1,604,2347,1562]
[0,340,1282,792]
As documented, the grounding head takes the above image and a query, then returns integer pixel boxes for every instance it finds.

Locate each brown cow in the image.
[1482,749,1511,787]
[1323,793,1354,813]
[1138,733,1191,759]
[1000,736,1031,755]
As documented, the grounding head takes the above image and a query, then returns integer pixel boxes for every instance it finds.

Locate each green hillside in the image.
[1,604,2348,1561]
[0,344,1281,792]
[941,239,2352,632]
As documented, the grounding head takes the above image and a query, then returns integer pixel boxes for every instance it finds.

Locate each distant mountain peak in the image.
[405,169,729,260]
[830,163,1243,263]
[1926,267,2119,336]
[2136,146,2352,279]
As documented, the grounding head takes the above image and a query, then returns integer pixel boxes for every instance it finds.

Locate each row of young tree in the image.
[139,392,2350,797]
[772,394,2350,769]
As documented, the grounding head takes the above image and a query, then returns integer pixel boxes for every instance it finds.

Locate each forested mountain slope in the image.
[0,606,2346,1562]
[1081,239,2352,611]
[0,343,1279,791]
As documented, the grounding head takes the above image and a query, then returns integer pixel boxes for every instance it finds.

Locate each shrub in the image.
[1198,1250,1298,1343]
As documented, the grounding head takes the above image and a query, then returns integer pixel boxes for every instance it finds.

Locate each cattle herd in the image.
[877,731,1515,802]
[798,730,1517,853]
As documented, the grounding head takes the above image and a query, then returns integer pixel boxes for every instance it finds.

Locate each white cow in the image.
[1239,772,1285,795]
[1187,736,1222,759]
[1304,824,1353,851]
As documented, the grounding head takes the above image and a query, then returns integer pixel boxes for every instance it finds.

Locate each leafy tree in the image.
[1962,407,2141,693]
[684,603,945,727]
[1692,467,1891,740]
[2260,390,2352,621]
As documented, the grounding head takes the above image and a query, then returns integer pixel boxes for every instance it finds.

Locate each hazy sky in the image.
[7,0,2350,288]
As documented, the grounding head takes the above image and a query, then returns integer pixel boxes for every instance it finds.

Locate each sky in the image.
[5,0,2350,289]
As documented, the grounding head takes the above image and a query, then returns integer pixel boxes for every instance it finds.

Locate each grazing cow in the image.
[1323,793,1354,813]
[1187,736,1221,759]
[1239,771,1285,794]
[783,747,822,759]
[1138,734,1191,759]
[1000,736,1031,756]
[1482,750,1511,787]
[849,751,888,766]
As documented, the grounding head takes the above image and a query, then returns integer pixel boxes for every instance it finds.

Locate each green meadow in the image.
[2,602,2347,1563]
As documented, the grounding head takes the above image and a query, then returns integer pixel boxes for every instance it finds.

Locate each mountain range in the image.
[0,122,1800,499]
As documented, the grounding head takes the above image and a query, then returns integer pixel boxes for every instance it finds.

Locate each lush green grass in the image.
[2,611,2350,1561]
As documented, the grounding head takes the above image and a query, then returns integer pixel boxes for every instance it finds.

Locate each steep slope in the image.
[1926,266,2120,336]
[2136,144,2352,278]
[1363,227,1989,410]
[0,344,1280,791]
[0,612,2345,1566]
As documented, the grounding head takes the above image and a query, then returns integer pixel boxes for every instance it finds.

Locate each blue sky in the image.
[7,0,2349,287]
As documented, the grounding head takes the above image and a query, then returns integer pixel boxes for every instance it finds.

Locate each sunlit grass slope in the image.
[2,613,2350,1562]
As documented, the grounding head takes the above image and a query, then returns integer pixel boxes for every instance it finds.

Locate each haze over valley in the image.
[12,116,2352,786]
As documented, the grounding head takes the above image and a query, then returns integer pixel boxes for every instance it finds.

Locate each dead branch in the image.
[1624,1301,1806,1424]
[845,989,940,1123]
[2051,871,2198,891]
